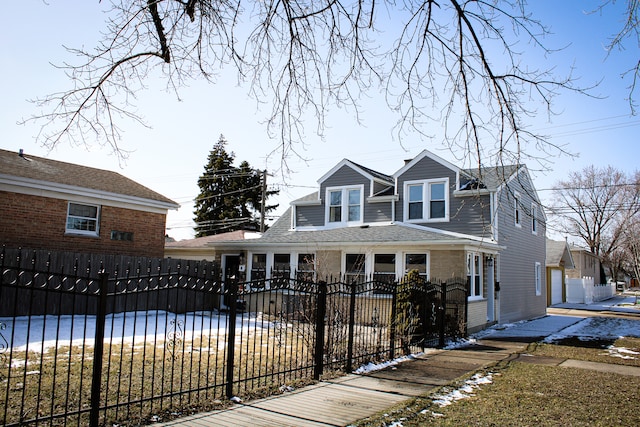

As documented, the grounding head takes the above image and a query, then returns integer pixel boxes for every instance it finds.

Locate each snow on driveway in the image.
[476,315,583,340]
[472,313,640,344]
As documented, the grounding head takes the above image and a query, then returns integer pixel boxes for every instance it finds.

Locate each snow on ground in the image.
[354,353,426,374]
[543,316,640,343]
[430,373,494,407]
[0,310,265,352]
[379,296,640,427]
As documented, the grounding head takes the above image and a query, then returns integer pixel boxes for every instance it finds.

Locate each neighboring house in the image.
[566,244,603,284]
[207,149,547,333]
[0,148,179,257]
[164,230,262,261]
[545,238,575,306]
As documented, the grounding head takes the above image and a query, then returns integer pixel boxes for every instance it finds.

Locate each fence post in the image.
[346,281,357,373]
[313,281,327,380]
[438,281,447,349]
[389,281,398,360]
[90,272,109,427]
[225,279,238,398]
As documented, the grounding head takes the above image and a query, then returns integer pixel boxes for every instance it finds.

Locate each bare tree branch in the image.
[549,165,640,278]
[23,0,618,171]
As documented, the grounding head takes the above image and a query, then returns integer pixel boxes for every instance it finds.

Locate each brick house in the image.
[0,148,179,257]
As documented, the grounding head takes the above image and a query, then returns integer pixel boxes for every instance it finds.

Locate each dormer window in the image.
[404,179,449,222]
[326,185,364,226]
[329,190,342,222]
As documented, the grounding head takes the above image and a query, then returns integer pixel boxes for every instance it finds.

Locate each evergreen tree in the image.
[193,135,278,237]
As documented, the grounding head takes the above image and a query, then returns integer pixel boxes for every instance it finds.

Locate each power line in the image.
[193,184,263,202]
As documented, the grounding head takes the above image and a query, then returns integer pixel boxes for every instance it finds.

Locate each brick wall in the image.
[0,191,167,257]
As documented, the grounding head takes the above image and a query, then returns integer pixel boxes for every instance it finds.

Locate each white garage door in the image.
[551,269,563,305]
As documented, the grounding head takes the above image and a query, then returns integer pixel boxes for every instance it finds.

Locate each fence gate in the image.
[393,275,468,351]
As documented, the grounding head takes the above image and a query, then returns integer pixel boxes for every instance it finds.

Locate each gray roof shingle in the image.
[256,208,493,247]
[546,238,574,268]
[462,165,520,191]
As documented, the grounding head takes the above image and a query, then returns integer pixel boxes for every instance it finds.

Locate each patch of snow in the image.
[543,316,640,344]
[0,310,264,352]
[353,353,423,374]
[602,346,640,360]
[279,385,295,393]
[431,373,493,407]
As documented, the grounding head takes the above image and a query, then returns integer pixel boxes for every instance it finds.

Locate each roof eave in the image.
[1,175,180,211]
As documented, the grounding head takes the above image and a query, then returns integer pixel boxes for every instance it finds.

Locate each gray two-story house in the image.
[207,149,547,332]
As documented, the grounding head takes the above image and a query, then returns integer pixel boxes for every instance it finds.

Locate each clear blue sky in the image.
[2,1,639,240]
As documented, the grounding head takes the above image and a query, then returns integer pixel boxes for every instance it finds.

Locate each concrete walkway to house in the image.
[159,299,640,427]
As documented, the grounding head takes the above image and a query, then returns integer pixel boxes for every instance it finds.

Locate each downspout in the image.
[391,197,396,222]
[291,205,296,229]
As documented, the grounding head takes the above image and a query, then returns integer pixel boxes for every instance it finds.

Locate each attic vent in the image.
[18,149,32,161]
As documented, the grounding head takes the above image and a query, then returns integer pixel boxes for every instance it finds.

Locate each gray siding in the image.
[372,180,391,195]
[296,204,324,227]
[447,193,493,237]
[365,202,393,222]
[297,164,394,226]
[495,171,547,322]
[395,156,492,237]
[320,164,371,195]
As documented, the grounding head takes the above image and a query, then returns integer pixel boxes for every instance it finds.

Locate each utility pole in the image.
[260,169,267,233]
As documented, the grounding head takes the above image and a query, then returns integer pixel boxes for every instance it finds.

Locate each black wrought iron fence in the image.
[0,247,468,427]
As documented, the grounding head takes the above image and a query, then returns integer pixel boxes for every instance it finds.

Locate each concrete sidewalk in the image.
[158,340,527,427]
[548,294,640,317]
[158,308,640,427]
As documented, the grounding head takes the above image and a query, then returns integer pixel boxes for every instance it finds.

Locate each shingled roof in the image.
[462,165,521,191]
[0,148,178,208]
[252,208,497,247]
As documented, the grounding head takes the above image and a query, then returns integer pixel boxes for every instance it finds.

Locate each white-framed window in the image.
[407,184,423,220]
[66,202,100,236]
[273,253,291,279]
[404,179,449,222]
[514,192,521,227]
[373,253,396,283]
[467,253,483,299]
[296,253,316,281]
[326,185,364,226]
[250,253,267,283]
[531,203,538,235]
[345,253,366,283]
[404,253,428,279]
[535,262,542,296]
